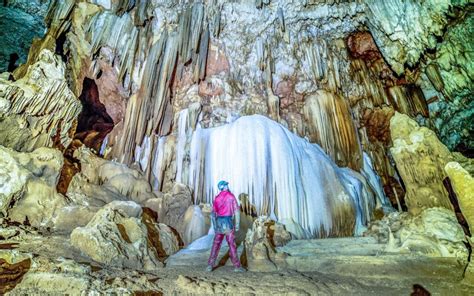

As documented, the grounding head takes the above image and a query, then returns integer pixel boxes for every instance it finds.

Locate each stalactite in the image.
[86,12,139,85]
[111,1,211,165]
[115,0,136,16]
[303,40,327,81]
[277,7,285,33]
[304,90,363,170]
[388,85,429,118]
[425,63,444,92]
[255,0,271,9]
[45,0,75,36]
[349,59,389,108]
[133,0,150,26]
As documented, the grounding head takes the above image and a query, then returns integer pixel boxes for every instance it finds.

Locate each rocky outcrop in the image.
[66,146,158,208]
[366,0,468,75]
[245,216,291,272]
[0,145,65,227]
[70,203,164,270]
[390,112,454,213]
[160,183,193,240]
[0,251,31,294]
[0,49,82,151]
[423,13,474,152]
[366,207,468,261]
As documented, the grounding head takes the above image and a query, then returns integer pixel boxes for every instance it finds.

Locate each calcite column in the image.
[390,112,454,213]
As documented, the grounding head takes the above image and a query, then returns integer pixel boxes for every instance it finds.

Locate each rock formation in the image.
[70,203,164,270]
[366,207,468,261]
[390,112,473,214]
[0,0,473,293]
[0,145,64,227]
[445,162,474,283]
[245,216,291,271]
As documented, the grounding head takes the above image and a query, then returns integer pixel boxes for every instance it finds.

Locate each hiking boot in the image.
[233,267,246,272]
[205,265,213,272]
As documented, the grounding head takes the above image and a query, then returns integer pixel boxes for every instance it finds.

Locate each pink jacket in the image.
[212,190,239,217]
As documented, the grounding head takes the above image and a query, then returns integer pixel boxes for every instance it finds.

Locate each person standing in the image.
[206,181,245,272]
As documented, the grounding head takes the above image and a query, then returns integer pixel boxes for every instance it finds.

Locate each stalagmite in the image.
[361,152,391,209]
[390,112,454,213]
[187,115,375,238]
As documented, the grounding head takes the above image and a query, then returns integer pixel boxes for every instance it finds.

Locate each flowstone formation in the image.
[0,0,473,294]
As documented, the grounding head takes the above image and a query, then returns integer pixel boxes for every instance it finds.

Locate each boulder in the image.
[0,145,65,228]
[67,146,158,207]
[160,183,193,239]
[245,216,291,272]
[70,203,163,270]
[183,205,207,245]
[366,207,468,261]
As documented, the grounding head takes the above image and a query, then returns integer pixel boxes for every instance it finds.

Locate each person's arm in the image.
[211,209,217,231]
[234,210,240,232]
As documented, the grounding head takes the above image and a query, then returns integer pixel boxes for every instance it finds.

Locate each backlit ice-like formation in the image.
[187,115,377,238]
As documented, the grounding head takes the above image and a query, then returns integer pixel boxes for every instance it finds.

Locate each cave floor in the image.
[1,228,472,295]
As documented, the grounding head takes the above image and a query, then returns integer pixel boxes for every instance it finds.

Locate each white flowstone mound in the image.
[187,115,376,238]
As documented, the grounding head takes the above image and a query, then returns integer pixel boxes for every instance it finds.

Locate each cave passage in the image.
[75,77,114,152]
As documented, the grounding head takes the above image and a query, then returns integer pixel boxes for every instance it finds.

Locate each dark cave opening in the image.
[55,31,68,63]
[454,141,474,159]
[75,77,114,151]
[57,78,114,194]
[7,52,19,72]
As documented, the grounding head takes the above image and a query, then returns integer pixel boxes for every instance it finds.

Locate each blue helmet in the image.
[217,180,229,191]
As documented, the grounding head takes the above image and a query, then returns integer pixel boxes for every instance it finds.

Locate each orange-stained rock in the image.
[361,106,395,145]
[0,258,31,294]
[94,60,128,125]
[275,79,304,109]
[205,43,230,76]
[347,31,382,61]
[57,157,81,195]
